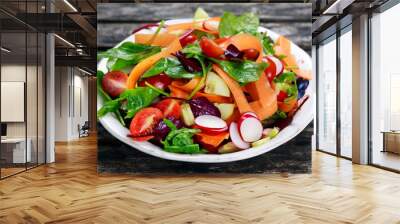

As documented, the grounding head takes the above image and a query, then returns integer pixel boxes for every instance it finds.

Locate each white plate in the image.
[97,19,313,163]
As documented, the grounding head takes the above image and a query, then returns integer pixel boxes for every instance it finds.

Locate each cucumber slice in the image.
[194,8,209,21]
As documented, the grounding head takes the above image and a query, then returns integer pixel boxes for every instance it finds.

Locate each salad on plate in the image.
[97,8,312,155]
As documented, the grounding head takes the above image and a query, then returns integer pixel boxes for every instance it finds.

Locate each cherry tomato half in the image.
[277,91,288,102]
[179,33,197,47]
[242,48,259,61]
[199,37,225,58]
[263,57,277,84]
[138,73,172,90]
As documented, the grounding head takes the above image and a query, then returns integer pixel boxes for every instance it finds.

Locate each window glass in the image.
[371,3,400,171]
[339,28,352,158]
[0,8,28,178]
[317,36,337,154]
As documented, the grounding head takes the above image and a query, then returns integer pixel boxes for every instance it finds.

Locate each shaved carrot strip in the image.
[248,101,272,120]
[127,38,182,89]
[275,35,312,80]
[171,77,202,92]
[166,22,194,32]
[225,33,263,62]
[169,85,189,99]
[246,72,277,108]
[212,64,253,114]
[282,54,298,71]
[135,33,177,47]
[275,35,291,56]
[195,131,229,151]
[193,92,233,104]
[278,97,297,113]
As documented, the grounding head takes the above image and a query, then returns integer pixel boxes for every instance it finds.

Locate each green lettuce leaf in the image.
[120,87,160,118]
[97,87,160,119]
[218,12,259,37]
[274,72,298,100]
[98,42,161,71]
[210,58,268,85]
[143,57,201,79]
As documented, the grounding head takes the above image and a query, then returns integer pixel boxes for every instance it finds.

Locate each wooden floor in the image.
[0,135,400,224]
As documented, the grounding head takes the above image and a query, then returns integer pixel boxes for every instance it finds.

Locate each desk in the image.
[1,138,31,163]
[382,131,400,154]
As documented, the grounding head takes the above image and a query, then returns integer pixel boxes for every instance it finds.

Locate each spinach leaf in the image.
[120,87,160,118]
[97,99,122,118]
[271,110,288,120]
[97,71,111,101]
[142,57,200,79]
[163,118,177,131]
[98,42,161,71]
[193,30,215,39]
[181,43,202,56]
[97,71,125,125]
[97,87,159,119]
[142,58,169,78]
[259,33,275,55]
[219,12,259,37]
[165,63,199,79]
[181,43,207,76]
[145,81,170,97]
[210,58,268,85]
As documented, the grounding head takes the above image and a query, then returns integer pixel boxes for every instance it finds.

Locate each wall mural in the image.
[97,3,313,173]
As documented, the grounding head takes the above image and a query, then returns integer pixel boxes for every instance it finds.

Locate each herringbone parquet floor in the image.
[1,135,400,224]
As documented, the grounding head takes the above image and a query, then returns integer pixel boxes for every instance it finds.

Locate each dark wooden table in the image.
[98,3,311,53]
[97,3,313,174]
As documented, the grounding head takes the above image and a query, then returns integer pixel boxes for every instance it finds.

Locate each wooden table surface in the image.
[97,3,311,53]
[2,135,400,223]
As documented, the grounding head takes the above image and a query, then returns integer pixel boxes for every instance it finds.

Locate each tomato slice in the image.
[263,57,277,84]
[277,91,288,102]
[242,48,260,61]
[199,37,224,58]
[102,71,128,98]
[154,99,181,119]
[129,107,163,137]
[179,32,197,47]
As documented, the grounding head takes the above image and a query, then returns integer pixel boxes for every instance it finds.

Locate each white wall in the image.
[1,63,46,164]
[54,67,89,141]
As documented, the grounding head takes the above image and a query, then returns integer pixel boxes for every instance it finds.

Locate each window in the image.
[339,27,352,158]
[317,36,337,154]
[370,2,400,171]
[0,1,47,179]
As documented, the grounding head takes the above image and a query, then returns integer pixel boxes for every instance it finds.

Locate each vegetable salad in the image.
[97,8,311,154]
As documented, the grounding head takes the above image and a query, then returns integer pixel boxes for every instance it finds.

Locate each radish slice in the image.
[238,116,263,142]
[229,122,250,149]
[193,125,227,134]
[239,112,257,121]
[195,115,227,130]
[237,112,258,130]
[203,20,219,31]
[267,55,284,76]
